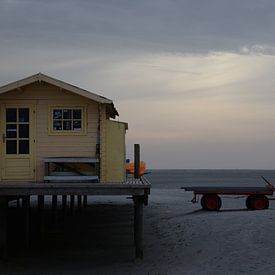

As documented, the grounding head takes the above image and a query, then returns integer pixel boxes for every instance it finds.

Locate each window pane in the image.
[53,120,62,130]
[63,109,72,119]
[53,110,62,119]
[73,120,82,131]
[6,124,17,138]
[19,108,29,122]
[19,140,29,154]
[6,140,17,154]
[19,124,29,138]
[63,120,72,130]
[73,109,82,119]
[6,108,17,122]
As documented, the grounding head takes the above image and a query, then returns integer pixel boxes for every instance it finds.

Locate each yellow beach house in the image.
[0,73,127,183]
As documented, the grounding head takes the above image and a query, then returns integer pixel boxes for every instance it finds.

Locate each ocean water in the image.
[146,169,275,189]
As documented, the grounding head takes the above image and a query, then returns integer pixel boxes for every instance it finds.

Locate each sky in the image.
[1,0,275,169]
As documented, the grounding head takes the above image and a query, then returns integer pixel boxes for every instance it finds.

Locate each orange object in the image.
[126,161,146,176]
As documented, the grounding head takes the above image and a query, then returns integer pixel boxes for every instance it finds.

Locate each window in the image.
[49,106,86,135]
[5,108,30,155]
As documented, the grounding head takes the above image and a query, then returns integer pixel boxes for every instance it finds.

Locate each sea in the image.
[146,169,275,189]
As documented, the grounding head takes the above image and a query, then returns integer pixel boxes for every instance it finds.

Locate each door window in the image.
[5,108,30,155]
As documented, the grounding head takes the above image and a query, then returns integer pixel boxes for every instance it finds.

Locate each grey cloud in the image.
[1,0,275,54]
[240,45,275,56]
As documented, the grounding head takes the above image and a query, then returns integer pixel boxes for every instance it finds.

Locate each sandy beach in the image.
[1,179,275,274]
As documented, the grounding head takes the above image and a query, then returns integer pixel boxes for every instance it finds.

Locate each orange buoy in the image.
[126,160,146,176]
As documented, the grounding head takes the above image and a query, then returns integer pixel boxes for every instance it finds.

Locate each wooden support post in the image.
[22,196,30,248]
[70,195,75,215]
[83,195,87,208]
[62,195,67,218]
[134,144,140,179]
[37,195,45,238]
[38,195,44,210]
[77,195,82,212]
[134,196,144,259]
[0,197,8,259]
[17,198,21,208]
[52,195,58,224]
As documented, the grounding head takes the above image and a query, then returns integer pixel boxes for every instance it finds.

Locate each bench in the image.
[44,157,99,182]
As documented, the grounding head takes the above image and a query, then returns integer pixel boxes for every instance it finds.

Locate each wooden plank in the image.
[0,177,151,196]
[0,176,150,187]
[44,157,99,163]
[0,189,146,196]
[44,176,99,181]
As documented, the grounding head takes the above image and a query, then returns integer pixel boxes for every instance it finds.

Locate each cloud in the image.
[2,0,275,53]
[240,45,275,56]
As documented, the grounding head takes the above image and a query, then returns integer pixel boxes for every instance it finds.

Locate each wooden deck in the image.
[0,177,150,196]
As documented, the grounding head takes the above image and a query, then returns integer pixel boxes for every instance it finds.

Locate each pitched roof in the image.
[0,72,118,117]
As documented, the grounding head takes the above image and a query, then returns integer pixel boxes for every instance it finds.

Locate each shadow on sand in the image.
[1,202,137,273]
[183,208,250,216]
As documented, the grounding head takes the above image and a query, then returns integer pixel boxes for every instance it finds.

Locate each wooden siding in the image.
[106,121,127,182]
[0,82,99,182]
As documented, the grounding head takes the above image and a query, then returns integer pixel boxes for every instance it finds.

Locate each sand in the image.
[1,188,275,274]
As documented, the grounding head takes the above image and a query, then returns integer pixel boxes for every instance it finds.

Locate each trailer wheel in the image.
[246,195,255,210]
[251,195,269,210]
[201,195,222,211]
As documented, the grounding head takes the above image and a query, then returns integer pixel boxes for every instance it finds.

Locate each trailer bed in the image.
[182,186,273,196]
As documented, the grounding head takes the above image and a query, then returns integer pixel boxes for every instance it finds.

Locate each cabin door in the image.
[1,105,35,180]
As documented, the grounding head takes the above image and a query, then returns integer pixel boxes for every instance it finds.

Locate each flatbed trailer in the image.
[181,177,275,211]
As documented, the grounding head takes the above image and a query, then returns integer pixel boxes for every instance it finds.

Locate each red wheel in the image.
[201,195,222,211]
[246,195,255,210]
[251,195,269,210]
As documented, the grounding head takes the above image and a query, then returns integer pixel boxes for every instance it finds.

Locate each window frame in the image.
[48,105,87,136]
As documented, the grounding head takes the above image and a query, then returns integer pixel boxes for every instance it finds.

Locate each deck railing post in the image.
[134,144,140,179]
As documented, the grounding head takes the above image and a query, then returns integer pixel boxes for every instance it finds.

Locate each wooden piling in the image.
[83,195,87,208]
[70,195,75,215]
[62,195,67,218]
[0,197,8,258]
[134,144,140,179]
[22,196,30,248]
[134,196,144,259]
[17,197,21,208]
[38,195,44,210]
[52,195,58,224]
[77,195,82,212]
[38,195,45,238]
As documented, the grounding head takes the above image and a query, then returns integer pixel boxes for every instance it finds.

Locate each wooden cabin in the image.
[0,73,128,183]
